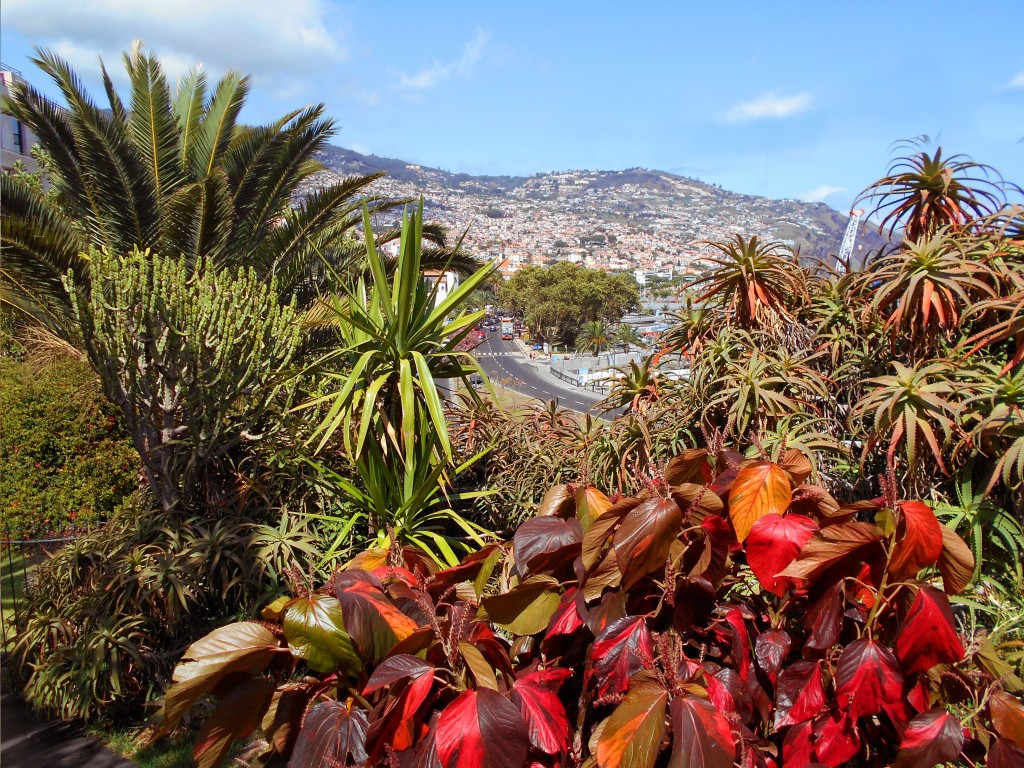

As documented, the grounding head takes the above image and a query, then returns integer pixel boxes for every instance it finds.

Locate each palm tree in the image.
[1,45,466,340]
[612,323,643,353]
[690,235,806,331]
[576,320,611,357]
[855,140,1014,242]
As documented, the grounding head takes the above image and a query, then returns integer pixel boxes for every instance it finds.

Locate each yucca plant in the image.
[300,202,499,564]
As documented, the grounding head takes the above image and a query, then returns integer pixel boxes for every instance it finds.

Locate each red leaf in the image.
[705,667,752,723]
[745,514,818,596]
[364,655,435,755]
[812,709,860,767]
[513,516,583,578]
[426,544,502,598]
[590,616,654,699]
[614,497,683,588]
[330,570,420,663]
[289,700,369,768]
[895,586,964,674]
[988,738,1024,768]
[782,721,816,767]
[778,521,884,583]
[435,689,529,768]
[597,673,669,768]
[725,609,752,681]
[892,708,965,768]
[668,694,736,768]
[512,668,572,756]
[889,501,943,580]
[937,524,975,595]
[803,581,844,652]
[728,462,793,542]
[665,448,713,486]
[775,661,826,728]
[543,587,585,643]
[990,691,1024,745]
[754,628,791,684]
[834,638,904,720]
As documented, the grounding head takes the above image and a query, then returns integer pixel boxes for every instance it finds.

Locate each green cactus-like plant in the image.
[69,247,301,513]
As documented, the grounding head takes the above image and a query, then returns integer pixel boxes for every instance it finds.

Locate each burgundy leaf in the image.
[745,514,818,596]
[988,738,1024,768]
[668,694,736,768]
[512,668,572,755]
[330,570,420,663]
[614,497,683,588]
[705,667,752,724]
[754,628,791,684]
[812,709,860,767]
[803,581,844,652]
[590,616,653,699]
[543,588,585,644]
[990,691,1024,745]
[937,524,975,595]
[194,677,275,768]
[513,517,583,578]
[288,700,369,768]
[435,689,529,768]
[724,609,752,681]
[778,521,885,584]
[834,638,903,720]
[774,660,826,729]
[892,709,965,768]
[895,586,964,675]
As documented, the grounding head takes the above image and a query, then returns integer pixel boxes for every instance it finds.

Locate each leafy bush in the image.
[0,354,137,534]
[157,448,1024,768]
[9,498,317,723]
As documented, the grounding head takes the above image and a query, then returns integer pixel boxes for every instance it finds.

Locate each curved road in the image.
[472,333,613,415]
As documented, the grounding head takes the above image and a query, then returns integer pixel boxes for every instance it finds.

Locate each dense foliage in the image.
[0,351,137,534]
[156,452,1024,767]
[498,262,640,344]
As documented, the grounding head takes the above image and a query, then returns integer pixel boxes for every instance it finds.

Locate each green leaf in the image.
[283,595,361,674]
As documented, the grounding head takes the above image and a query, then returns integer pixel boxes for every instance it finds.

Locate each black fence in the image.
[1,526,91,648]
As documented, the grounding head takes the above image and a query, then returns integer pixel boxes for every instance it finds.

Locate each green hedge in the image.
[0,356,138,535]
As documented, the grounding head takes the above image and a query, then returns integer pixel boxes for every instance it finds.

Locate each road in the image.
[471,333,612,415]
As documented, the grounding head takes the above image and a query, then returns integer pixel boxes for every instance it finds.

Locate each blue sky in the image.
[2,1,1022,213]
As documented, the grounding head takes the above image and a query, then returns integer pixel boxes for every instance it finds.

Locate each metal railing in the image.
[1,525,91,648]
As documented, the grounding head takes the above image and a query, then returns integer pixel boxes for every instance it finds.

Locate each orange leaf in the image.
[889,501,943,580]
[728,462,792,542]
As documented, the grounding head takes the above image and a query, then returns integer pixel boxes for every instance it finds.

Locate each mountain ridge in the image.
[306,145,886,268]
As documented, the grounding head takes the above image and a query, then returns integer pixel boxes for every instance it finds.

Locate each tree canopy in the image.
[498,262,639,343]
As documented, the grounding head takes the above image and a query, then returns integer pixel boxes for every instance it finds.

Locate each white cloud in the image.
[1007,71,1024,89]
[722,91,812,122]
[398,28,489,91]
[0,0,348,92]
[799,184,845,202]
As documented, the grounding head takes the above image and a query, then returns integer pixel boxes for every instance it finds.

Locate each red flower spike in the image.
[834,638,903,721]
[892,708,965,768]
[745,514,818,597]
[895,586,964,675]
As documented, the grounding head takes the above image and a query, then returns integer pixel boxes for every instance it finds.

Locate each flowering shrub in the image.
[157,448,1024,767]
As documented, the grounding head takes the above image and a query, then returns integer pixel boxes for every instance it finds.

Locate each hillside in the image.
[305,145,887,271]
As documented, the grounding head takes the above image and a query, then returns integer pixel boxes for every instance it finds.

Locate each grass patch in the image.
[90,726,196,768]
[0,547,30,649]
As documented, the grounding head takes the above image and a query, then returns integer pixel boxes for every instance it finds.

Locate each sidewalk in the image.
[1,663,135,768]
[510,339,605,401]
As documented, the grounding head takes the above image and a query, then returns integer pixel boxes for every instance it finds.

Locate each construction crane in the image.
[836,209,865,271]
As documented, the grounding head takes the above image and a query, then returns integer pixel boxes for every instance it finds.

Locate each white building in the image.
[1,66,42,176]
[423,270,459,307]
[633,267,674,286]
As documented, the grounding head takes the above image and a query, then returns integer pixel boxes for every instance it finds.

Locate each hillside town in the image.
[305,146,881,281]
